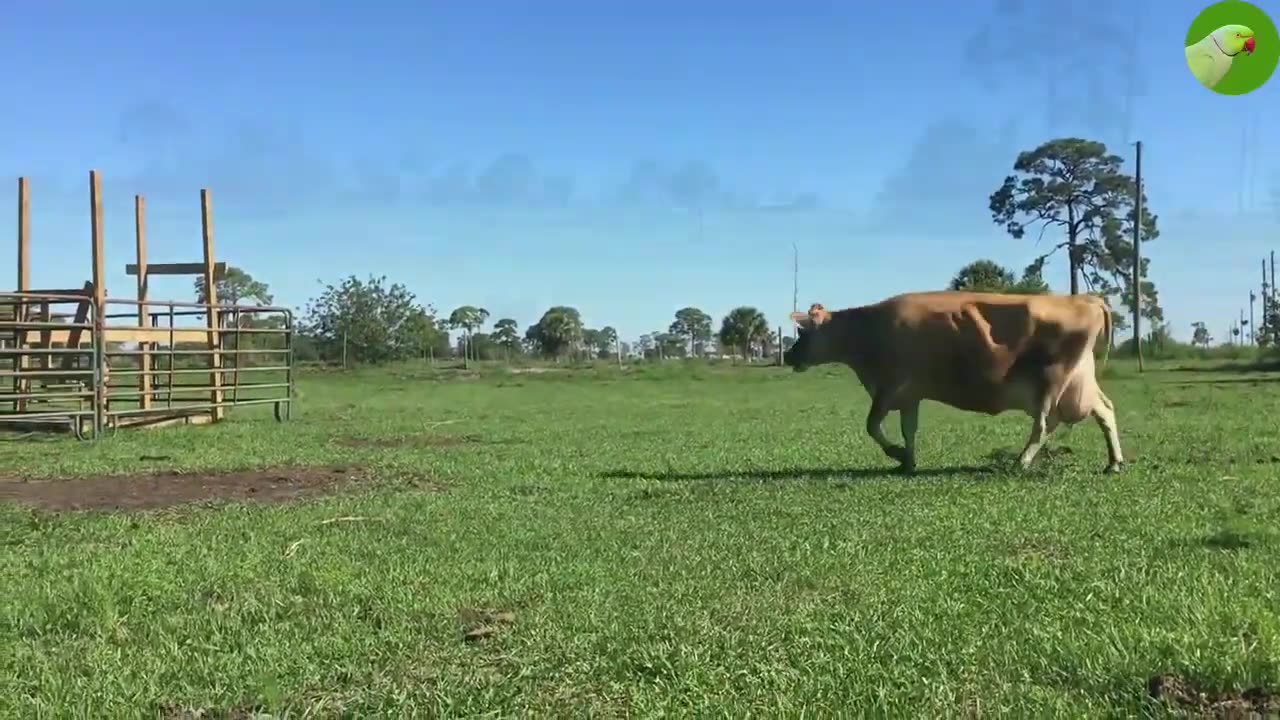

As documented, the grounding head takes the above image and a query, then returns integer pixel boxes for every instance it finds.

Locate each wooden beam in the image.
[59,281,95,370]
[20,327,215,345]
[18,287,92,297]
[135,195,152,410]
[200,188,224,421]
[125,261,226,276]
[115,413,215,431]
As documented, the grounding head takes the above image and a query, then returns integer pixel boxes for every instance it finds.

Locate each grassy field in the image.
[1,359,1279,717]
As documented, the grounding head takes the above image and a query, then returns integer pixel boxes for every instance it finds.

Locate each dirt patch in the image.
[1009,538,1067,563]
[509,484,547,498]
[457,607,517,644]
[1148,674,1279,717]
[0,465,368,513]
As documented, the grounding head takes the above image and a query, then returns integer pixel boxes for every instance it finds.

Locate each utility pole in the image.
[1271,251,1278,346]
[1249,291,1256,345]
[792,242,799,317]
[1265,259,1272,347]
[1132,140,1144,372]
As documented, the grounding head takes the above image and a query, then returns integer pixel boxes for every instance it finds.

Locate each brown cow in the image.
[783,290,1123,474]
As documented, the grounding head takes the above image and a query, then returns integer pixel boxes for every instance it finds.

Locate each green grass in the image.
[1,359,1279,717]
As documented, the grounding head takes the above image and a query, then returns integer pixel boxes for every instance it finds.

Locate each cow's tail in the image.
[1096,295,1113,372]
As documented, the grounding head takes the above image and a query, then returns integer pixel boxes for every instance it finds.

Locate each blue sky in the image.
[2,0,1277,343]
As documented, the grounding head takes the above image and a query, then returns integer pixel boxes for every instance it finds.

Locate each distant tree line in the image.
[251,273,780,366]
[203,135,1280,365]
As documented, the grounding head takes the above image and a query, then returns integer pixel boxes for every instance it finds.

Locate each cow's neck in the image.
[830,306,878,371]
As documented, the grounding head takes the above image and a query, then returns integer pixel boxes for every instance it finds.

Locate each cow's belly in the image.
[926,381,1013,415]
[917,380,1023,415]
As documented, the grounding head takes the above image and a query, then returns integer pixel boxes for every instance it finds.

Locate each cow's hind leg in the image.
[865,390,910,470]
[1092,389,1124,473]
[1017,395,1054,469]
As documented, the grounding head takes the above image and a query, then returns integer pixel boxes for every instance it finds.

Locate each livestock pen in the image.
[1,172,295,438]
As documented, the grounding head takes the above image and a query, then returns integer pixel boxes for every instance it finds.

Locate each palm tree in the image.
[448,305,490,367]
[491,318,520,360]
[718,306,770,362]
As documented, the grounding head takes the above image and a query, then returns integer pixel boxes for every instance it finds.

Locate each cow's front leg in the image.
[865,390,909,469]
[898,400,920,474]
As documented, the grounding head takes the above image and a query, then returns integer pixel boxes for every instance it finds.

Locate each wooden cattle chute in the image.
[0,171,294,438]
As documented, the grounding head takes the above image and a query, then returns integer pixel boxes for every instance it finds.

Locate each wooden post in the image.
[38,302,52,371]
[200,189,224,420]
[89,171,106,426]
[89,172,105,310]
[14,178,30,410]
[134,195,152,410]
[17,177,29,293]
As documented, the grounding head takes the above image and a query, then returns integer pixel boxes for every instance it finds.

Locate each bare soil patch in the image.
[0,465,368,513]
[1148,674,1279,718]
[457,607,517,644]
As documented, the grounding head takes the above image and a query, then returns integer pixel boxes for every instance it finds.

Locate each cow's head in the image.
[783,302,833,372]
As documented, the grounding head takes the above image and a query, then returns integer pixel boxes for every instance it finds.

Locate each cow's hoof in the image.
[1103,462,1124,474]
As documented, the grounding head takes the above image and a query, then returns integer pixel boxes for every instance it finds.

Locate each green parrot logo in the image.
[1183,1,1279,96]
[1186,24,1256,89]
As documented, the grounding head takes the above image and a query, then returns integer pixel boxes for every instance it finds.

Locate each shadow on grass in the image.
[599,443,1100,484]
[1201,528,1254,551]
[600,464,999,483]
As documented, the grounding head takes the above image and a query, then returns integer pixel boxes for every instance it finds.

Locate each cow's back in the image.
[865,291,1101,415]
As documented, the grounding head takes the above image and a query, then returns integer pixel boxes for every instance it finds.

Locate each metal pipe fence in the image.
[0,292,294,438]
